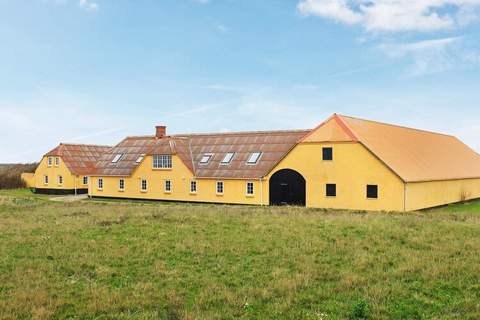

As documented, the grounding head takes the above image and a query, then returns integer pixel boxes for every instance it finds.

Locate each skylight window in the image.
[112,154,123,163]
[136,154,145,163]
[246,152,262,165]
[200,153,213,164]
[221,152,235,164]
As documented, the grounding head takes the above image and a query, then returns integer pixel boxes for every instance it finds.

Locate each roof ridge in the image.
[338,114,455,138]
[59,142,113,148]
[172,129,311,137]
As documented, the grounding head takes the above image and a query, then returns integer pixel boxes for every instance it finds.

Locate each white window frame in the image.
[54,157,59,167]
[136,154,145,163]
[221,152,235,164]
[44,175,49,185]
[216,181,224,195]
[112,154,123,163]
[57,175,63,186]
[83,176,88,185]
[246,182,254,196]
[153,155,172,169]
[190,180,197,194]
[98,178,103,190]
[47,157,53,167]
[164,180,172,193]
[119,179,125,191]
[246,152,262,165]
[141,179,147,192]
[199,153,214,164]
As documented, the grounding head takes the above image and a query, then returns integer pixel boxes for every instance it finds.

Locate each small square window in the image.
[367,185,378,199]
[141,179,147,192]
[98,178,103,190]
[246,182,254,196]
[165,180,172,192]
[323,147,333,161]
[83,176,88,185]
[326,184,336,197]
[119,179,125,191]
[216,181,224,194]
[190,180,197,193]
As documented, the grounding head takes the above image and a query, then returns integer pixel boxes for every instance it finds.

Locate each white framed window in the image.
[119,179,125,191]
[221,152,235,164]
[153,155,172,169]
[83,176,88,185]
[141,179,147,192]
[47,157,53,167]
[112,154,123,163]
[57,175,63,185]
[54,157,59,167]
[136,154,145,163]
[216,181,224,195]
[44,175,49,185]
[246,182,254,196]
[200,153,213,164]
[164,180,172,193]
[98,178,103,190]
[190,180,197,193]
[246,152,262,165]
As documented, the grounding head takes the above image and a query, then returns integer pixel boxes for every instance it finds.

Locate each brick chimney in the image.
[155,125,166,138]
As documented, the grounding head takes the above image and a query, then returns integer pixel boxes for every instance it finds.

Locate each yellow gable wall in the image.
[265,142,405,211]
[406,179,480,211]
[34,156,89,190]
[89,155,264,205]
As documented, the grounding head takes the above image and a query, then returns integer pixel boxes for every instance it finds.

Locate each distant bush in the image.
[0,163,38,189]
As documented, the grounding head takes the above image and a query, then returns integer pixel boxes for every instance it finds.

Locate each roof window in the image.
[221,152,235,164]
[200,153,213,164]
[112,154,123,163]
[246,152,262,165]
[136,154,145,163]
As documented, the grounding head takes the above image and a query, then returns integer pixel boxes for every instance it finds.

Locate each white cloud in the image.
[298,0,480,33]
[79,0,98,11]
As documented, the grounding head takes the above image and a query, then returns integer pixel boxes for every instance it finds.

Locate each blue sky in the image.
[1,0,480,162]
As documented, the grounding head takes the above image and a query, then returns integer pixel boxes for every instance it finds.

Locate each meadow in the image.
[0,189,479,320]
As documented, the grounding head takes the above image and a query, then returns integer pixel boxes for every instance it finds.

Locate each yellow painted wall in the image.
[266,142,405,211]
[21,173,35,188]
[33,156,89,190]
[89,155,264,205]
[406,179,480,211]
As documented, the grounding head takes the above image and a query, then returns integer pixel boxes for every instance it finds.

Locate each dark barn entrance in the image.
[269,169,306,206]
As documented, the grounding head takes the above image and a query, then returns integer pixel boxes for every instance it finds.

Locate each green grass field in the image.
[0,190,479,320]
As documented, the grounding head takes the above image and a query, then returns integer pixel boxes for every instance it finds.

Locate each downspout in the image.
[259,177,263,206]
[74,175,77,196]
[404,182,407,212]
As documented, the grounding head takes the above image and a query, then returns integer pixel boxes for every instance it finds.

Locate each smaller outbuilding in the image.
[29,143,111,194]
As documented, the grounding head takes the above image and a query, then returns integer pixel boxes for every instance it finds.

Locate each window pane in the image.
[221,152,235,164]
[322,148,333,161]
[112,154,123,163]
[200,154,213,164]
[367,185,378,199]
[326,184,336,197]
[246,182,254,195]
[247,152,262,164]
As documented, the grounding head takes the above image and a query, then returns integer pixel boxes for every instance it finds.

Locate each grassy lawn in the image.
[0,190,479,319]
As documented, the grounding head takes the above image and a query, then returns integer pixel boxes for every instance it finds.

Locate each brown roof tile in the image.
[45,143,112,176]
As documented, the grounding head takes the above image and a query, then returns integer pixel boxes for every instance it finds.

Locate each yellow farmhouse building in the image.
[88,114,480,211]
[28,143,111,194]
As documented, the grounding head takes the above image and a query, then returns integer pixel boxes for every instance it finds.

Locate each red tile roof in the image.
[45,143,112,176]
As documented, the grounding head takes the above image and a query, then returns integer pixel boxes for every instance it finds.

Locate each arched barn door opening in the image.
[269,169,306,206]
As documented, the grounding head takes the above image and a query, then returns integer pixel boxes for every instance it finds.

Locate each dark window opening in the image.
[367,185,378,199]
[323,147,333,161]
[326,184,336,197]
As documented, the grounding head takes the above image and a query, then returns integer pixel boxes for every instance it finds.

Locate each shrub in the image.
[0,163,37,189]
[349,299,371,320]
